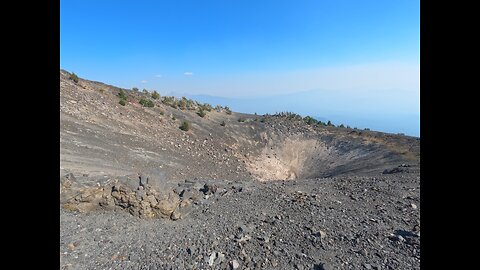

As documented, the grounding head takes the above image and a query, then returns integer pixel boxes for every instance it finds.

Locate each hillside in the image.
[60,70,420,269]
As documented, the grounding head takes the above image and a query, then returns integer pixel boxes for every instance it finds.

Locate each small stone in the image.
[208,253,216,266]
[258,235,270,243]
[230,260,240,269]
[313,229,327,240]
[216,252,226,264]
[67,243,75,251]
[411,203,417,210]
[239,225,250,233]
[201,183,218,195]
[129,253,140,261]
[170,210,181,220]
[364,263,372,269]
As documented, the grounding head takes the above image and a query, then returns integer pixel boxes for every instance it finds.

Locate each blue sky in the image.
[60,0,420,136]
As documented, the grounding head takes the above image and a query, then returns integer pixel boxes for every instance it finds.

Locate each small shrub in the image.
[364,128,370,131]
[327,120,333,126]
[186,98,196,110]
[304,116,318,126]
[139,98,154,107]
[162,96,178,109]
[339,124,345,128]
[179,98,187,110]
[142,89,148,94]
[172,116,176,120]
[119,99,126,106]
[197,109,206,118]
[238,117,246,122]
[260,118,265,123]
[180,121,190,131]
[132,87,139,92]
[117,90,127,100]
[69,72,79,83]
[220,121,226,126]
[151,91,160,99]
[159,111,164,115]
[202,103,212,112]
[225,106,232,115]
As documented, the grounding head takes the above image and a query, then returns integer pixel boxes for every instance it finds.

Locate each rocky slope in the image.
[60,70,420,269]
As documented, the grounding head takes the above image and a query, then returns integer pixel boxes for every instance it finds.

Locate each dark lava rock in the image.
[382,167,404,174]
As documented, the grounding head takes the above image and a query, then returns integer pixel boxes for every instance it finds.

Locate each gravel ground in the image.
[60,170,420,270]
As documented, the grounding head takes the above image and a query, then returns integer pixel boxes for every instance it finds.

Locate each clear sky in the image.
[60,0,420,136]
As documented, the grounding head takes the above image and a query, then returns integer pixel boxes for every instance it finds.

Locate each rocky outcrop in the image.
[60,173,243,220]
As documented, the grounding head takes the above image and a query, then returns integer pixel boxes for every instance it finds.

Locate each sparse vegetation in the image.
[162,96,178,109]
[142,89,148,94]
[225,106,232,115]
[200,103,212,112]
[260,118,265,123]
[139,98,154,107]
[132,87,139,92]
[238,117,246,122]
[327,120,333,126]
[69,72,79,83]
[180,121,190,131]
[364,128,370,131]
[159,111,164,115]
[160,96,206,111]
[151,91,160,99]
[117,90,127,100]
[185,98,197,110]
[339,124,345,128]
[303,116,318,125]
[179,97,188,110]
[275,111,303,121]
[116,89,128,105]
[197,108,206,118]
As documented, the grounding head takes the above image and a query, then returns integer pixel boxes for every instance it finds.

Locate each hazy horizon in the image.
[61,0,420,137]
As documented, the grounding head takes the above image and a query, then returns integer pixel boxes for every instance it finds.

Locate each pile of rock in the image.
[60,173,190,220]
[60,173,244,221]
